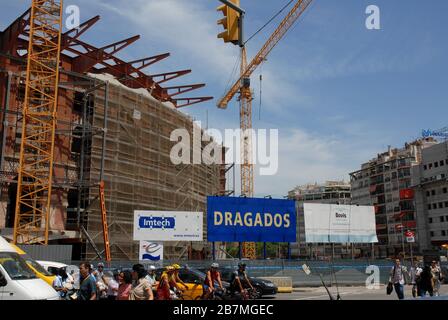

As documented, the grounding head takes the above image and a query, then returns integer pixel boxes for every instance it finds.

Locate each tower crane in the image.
[13,0,64,244]
[217,0,314,258]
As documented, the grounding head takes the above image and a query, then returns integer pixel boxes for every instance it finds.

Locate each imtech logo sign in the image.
[133,211,203,241]
[139,217,175,229]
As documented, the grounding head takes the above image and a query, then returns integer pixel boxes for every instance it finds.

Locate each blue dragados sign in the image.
[207,196,296,242]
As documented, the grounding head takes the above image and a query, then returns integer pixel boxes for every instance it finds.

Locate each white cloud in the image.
[253,127,378,198]
[97,0,238,86]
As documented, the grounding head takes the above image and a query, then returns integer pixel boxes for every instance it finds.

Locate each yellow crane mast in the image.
[13,0,64,244]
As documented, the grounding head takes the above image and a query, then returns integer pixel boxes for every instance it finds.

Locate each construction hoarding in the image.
[133,211,203,241]
[303,203,378,243]
[207,196,296,242]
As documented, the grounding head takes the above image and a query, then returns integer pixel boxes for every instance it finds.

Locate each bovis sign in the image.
[207,196,296,242]
[303,203,378,243]
[133,211,203,241]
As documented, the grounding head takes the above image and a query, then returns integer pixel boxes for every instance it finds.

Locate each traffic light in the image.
[217,0,240,45]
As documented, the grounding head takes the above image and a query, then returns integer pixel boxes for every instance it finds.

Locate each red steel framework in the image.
[1,9,212,108]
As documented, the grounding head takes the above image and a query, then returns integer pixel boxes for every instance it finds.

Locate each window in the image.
[445,202,448,208]
[426,191,431,197]
[432,190,436,196]
[429,163,433,169]
[440,203,444,209]
[429,218,433,224]
[443,188,447,194]
[446,159,448,165]
[441,216,445,222]
[440,160,445,166]
[442,174,446,179]
[424,165,428,170]
[443,231,447,236]
[435,162,439,168]
[428,204,432,210]
[430,231,435,237]
[433,203,437,209]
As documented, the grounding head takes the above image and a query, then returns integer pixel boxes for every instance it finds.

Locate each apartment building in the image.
[350,138,437,258]
[412,141,448,254]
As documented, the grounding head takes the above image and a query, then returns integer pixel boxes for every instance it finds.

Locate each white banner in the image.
[133,211,203,241]
[303,203,378,243]
[139,241,163,261]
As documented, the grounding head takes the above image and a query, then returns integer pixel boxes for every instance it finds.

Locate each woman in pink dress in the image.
[116,270,132,300]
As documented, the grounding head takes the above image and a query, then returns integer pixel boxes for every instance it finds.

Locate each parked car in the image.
[155,266,230,300]
[199,267,278,298]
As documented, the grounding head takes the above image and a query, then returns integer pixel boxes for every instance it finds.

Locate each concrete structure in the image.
[0,9,224,260]
[412,140,448,254]
[287,181,353,259]
[350,138,438,258]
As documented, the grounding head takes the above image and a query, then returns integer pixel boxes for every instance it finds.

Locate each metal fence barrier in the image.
[60,259,448,288]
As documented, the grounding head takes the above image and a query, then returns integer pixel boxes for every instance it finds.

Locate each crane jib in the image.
[217,0,313,109]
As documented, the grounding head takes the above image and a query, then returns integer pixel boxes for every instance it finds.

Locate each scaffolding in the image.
[1,7,221,260]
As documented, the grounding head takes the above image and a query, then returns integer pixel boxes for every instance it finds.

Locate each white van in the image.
[0,236,59,300]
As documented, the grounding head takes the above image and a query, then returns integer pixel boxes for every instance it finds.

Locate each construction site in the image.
[0,7,228,261]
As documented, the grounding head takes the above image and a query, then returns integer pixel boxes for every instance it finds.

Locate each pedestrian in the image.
[77,262,97,300]
[102,271,119,300]
[52,267,73,300]
[145,265,157,288]
[93,262,107,300]
[388,258,407,300]
[418,265,434,297]
[430,260,443,296]
[117,270,133,300]
[129,264,154,300]
[409,260,422,298]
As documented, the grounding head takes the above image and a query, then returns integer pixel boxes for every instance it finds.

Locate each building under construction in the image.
[0,9,227,260]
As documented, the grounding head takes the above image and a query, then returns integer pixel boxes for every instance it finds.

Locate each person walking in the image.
[145,265,157,288]
[77,262,97,301]
[409,260,422,298]
[388,259,407,300]
[430,260,443,296]
[103,271,119,300]
[116,270,133,300]
[130,264,154,300]
[93,262,107,300]
[418,265,434,297]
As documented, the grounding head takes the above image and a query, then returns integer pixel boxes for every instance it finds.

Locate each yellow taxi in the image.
[156,266,205,300]
[10,244,56,286]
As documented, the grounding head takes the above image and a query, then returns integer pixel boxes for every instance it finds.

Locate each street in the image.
[268,285,448,300]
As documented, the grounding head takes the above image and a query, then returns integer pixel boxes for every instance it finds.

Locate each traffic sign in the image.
[404,230,415,237]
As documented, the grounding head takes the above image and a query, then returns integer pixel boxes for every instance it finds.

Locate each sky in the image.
[2,0,448,198]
